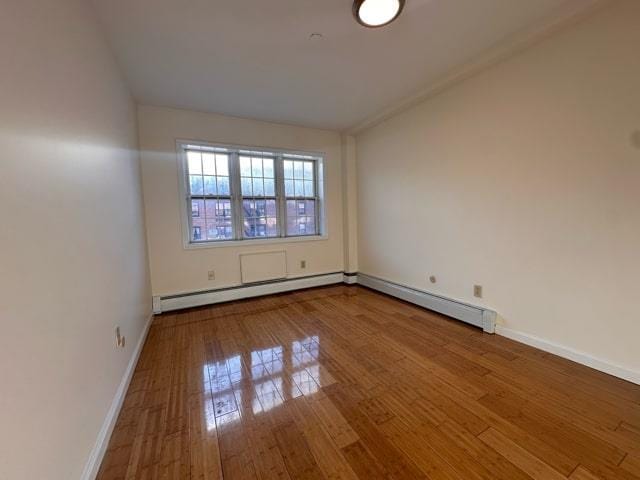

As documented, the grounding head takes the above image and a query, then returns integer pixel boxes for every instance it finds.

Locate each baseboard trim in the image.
[158,272,345,312]
[355,273,496,333]
[496,325,640,386]
[81,312,154,480]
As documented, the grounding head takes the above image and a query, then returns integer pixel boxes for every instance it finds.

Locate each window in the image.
[240,154,278,238]
[284,159,317,236]
[179,142,324,245]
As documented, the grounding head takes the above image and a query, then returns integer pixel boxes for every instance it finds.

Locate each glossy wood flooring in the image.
[98,285,640,480]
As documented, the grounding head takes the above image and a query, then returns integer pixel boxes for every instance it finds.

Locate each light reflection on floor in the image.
[203,336,321,431]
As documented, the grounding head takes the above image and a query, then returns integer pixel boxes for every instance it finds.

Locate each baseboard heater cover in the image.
[356,273,496,334]
[155,272,344,313]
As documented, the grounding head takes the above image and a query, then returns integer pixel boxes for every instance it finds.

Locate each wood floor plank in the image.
[97,285,640,480]
[622,454,640,476]
[272,420,325,480]
[570,465,605,480]
[478,427,566,480]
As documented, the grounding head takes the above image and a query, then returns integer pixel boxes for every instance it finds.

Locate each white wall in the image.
[356,0,640,375]
[0,1,151,478]
[138,105,345,296]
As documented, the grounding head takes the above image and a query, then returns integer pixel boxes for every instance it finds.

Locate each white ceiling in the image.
[91,0,599,131]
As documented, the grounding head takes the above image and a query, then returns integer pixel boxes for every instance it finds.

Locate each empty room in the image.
[2,0,640,478]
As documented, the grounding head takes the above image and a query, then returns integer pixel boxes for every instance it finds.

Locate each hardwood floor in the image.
[97,285,640,480]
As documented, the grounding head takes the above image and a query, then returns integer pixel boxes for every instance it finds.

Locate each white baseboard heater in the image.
[153,271,495,333]
[155,272,345,313]
[355,273,496,334]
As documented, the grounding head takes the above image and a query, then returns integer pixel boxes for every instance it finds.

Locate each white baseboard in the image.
[496,325,640,386]
[158,272,345,312]
[355,273,496,333]
[81,313,154,480]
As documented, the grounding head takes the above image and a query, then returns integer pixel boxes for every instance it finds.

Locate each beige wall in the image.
[341,135,359,274]
[138,105,345,296]
[0,0,151,479]
[356,0,640,374]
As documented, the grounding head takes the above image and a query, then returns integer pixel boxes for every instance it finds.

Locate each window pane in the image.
[285,180,294,196]
[252,178,264,196]
[202,153,216,175]
[304,200,316,218]
[283,160,293,179]
[264,178,275,196]
[216,155,229,176]
[304,180,314,197]
[204,176,216,195]
[240,156,252,177]
[284,160,315,199]
[263,159,274,178]
[190,175,204,195]
[266,217,277,237]
[217,176,230,195]
[286,200,316,236]
[205,200,233,240]
[191,200,201,217]
[241,177,252,196]
[243,216,255,238]
[303,162,313,180]
[187,151,202,174]
[191,199,206,241]
[243,199,278,238]
[298,216,316,235]
[266,199,278,217]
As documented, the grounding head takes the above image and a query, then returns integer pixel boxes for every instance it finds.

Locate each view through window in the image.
[181,143,323,244]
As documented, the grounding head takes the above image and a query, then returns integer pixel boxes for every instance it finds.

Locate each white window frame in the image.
[177,140,328,249]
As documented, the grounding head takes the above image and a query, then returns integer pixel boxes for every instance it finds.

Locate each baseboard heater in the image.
[154,272,345,313]
[355,273,496,333]
[153,271,495,333]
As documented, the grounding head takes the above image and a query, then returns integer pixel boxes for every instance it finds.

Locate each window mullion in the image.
[275,154,286,237]
[229,152,243,240]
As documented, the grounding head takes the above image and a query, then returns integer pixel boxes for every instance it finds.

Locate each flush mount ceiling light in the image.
[353,0,405,28]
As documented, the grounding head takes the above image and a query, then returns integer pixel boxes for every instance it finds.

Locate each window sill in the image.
[183,234,329,250]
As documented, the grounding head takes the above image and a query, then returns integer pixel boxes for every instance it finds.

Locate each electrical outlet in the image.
[474,285,483,298]
[208,270,215,281]
[429,275,437,284]
[300,260,306,269]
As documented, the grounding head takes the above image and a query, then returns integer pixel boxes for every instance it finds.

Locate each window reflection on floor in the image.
[203,336,321,431]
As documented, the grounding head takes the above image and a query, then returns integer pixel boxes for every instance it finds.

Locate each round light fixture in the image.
[353,0,405,28]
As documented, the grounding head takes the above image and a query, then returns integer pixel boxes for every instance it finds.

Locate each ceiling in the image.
[91,0,600,131]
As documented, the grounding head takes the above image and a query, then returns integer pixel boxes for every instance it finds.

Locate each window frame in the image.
[177,140,327,249]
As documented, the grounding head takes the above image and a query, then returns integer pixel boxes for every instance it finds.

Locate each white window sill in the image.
[183,234,329,250]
